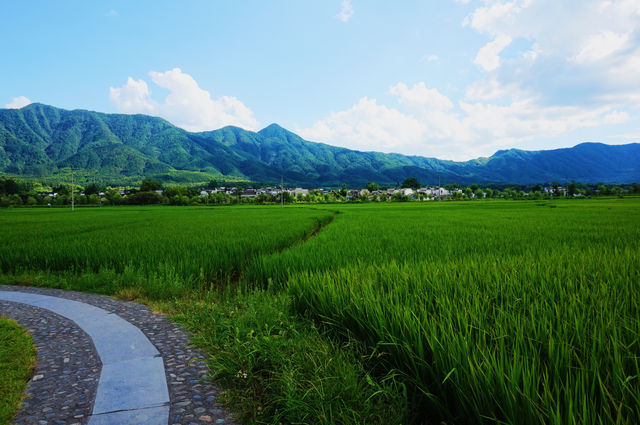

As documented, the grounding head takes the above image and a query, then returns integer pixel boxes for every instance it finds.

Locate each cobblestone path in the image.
[0,286,236,425]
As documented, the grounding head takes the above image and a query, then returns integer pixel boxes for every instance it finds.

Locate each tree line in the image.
[1,176,639,207]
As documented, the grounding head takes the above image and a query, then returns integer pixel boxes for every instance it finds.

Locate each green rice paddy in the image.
[1,199,638,424]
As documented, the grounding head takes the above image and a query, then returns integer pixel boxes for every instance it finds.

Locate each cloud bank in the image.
[299,82,628,160]
[301,0,640,160]
[110,68,259,132]
[4,96,32,109]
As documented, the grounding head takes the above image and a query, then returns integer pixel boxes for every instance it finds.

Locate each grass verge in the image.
[171,287,408,424]
[0,317,36,425]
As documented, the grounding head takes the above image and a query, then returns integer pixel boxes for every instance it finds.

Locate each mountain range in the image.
[1,103,638,186]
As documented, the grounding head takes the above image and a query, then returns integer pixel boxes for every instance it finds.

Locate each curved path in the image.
[0,286,236,425]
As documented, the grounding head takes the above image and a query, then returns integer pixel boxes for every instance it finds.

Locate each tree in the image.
[53,185,70,196]
[401,177,421,190]
[597,184,608,196]
[140,178,163,192]
[169,195,190,206]
[0,178,21,195]
[233,187,243,204]
[164,186,188,198]
[282,192,294,203]
[392,191,408,202]
[464,187,473,198]
[366,182,380,192]
[88,194,101,205]
[85,183,100,196]
[105,189,123,206]
[9,194,23,206]
[340,184,348,197]
[128,191,164,205]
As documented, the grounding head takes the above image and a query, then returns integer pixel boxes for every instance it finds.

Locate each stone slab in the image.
[0,290,159,364]
[0,290,109,321]
[79,312,160,365]
[92,356,169,414]
[89,405,170,425]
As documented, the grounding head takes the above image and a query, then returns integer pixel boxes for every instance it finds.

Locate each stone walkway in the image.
[0,286,237,425]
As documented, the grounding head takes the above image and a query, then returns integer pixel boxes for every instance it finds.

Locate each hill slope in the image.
[1,103,638,185]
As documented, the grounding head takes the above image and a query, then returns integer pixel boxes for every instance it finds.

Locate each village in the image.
[4,175,623,208]
[23,182,587,207]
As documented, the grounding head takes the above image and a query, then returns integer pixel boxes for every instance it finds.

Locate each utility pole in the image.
[281,176,284,207]
[438,175,441,202]
[71,169,75,212]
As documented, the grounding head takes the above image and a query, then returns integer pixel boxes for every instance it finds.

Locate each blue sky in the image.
[2,1,639,160]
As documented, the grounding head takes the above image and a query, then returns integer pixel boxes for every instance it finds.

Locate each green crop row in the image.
[249,200,640,424]
[1,199,638,424]
[0,206,334,297]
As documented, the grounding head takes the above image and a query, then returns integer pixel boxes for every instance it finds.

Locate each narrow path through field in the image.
[0,286,236,425]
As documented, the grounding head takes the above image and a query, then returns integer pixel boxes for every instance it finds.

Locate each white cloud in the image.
[463,0,640,81]
[109,68,259,132]
[106,9,118,17]
[474,34,512,71]
[299,97,425,153]
[335,0,354,22]
[602,110,630,124]
[4,96,32,109]
[109,78,153,113]
[301,1,640,161]
[572,30,630,63]
[299,80,631,160]
[463,0,529,36]
[420,54,440,62]
[465,77,526,101]
[389,82,453,110]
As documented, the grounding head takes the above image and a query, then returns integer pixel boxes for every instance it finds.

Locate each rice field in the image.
[0,206,334,297]
[1,199,638,424]
[250,200,640,424]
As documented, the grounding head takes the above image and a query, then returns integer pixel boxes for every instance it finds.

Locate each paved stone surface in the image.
[0,300,100,425]
[92,357,168,414]
[0,285,237,425]
[89,406,170,425]
[0,290,170,424]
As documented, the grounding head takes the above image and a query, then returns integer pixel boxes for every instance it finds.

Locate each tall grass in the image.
[0,206,334,297]
[1,200,638,423]
[251,200,640,424]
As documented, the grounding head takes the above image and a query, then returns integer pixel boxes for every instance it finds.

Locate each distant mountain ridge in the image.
[1,103,638,186]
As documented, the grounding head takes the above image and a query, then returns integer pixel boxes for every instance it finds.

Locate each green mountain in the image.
[1,103,638,186]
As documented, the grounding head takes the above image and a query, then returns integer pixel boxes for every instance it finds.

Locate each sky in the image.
[2,0,639,161]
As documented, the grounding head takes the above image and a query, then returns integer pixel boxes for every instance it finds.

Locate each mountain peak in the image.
[261,123,285,131]
[258,123,293,138]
